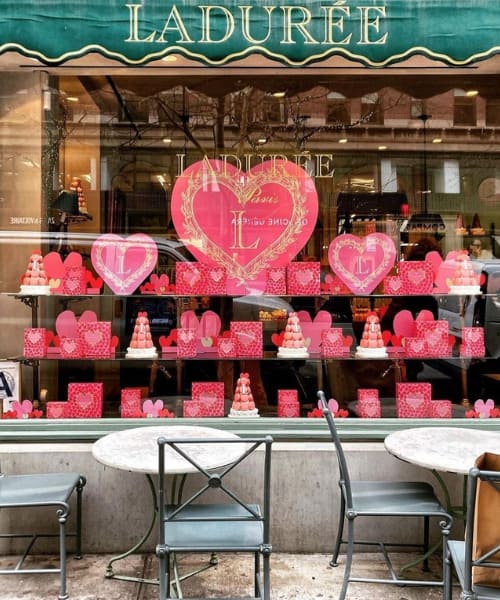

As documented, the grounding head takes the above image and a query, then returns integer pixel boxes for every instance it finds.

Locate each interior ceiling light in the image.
[162,138,172,144]
[378,145,387,150]
[432,138,442,144]
[271,91,286,98]
[338,138,348,144]
[65,97,79,103]
[257,137,268,144]
[465,89,479,97]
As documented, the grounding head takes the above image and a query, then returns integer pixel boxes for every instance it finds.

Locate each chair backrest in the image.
[317,390,353,508]
[463,464,500,592]
[157,435,273,545]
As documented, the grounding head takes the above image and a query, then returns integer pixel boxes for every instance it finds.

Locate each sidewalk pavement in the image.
[0,552,459,600]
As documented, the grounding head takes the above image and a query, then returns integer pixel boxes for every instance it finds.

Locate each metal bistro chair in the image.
[317,390,452,600]
[156,435,273,600]
[444,465,500,600]
[0,472,86,600]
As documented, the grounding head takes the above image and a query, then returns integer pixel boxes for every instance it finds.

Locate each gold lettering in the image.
[230,211,260,250]
[199,5,235,43]
[315,154,335,178]
[157,5,194,43]
[240,6,274,44]
[281,6,319,44]
[220,154,242,174]
[125,4,156,43]
[176,154,186,177]
[358,6,388,45]
[321,6,352,44]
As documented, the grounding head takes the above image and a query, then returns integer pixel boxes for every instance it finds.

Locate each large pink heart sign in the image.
[171,159,318,294]
[328,233,397,295]
[91,233,158,295]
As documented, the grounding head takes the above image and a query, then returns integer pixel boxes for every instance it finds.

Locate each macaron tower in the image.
[126,311,158,358]
[277,312,310,359]
[355,312,388,358]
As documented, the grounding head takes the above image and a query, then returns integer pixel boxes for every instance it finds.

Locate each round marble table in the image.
[92,425,243,585]
[384,427,500,475]
[92,424,242,475]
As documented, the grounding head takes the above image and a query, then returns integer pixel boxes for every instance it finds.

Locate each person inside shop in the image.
[468,238,493,260]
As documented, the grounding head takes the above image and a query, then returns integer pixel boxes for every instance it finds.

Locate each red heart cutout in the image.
[44,251,82,280]
[342,335,353,347]
[172,159,318,294]
[271,332,285,347]
[382,330,392,345]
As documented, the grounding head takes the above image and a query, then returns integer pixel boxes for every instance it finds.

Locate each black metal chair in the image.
[0,472,86,600]
[317,390,452,600]
[156,435,273,600]
[444,465,500,600]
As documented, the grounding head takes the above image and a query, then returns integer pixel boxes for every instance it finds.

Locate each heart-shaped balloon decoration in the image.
[55,310,97,339]
[328,233,397,294]
[474,398,495,418]
[142,399,164,417]
[44,251,83,280]
[11,399,33,418]
[393,309,434,339]
[91,233,158,295]
[171,159,318,294]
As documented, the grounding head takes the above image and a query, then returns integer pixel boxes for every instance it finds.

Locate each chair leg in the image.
[57,507,69,600]
[338,517,355,600]
[423,515,430,572]
[443,544,452,600]
[330,494,346,567]
[75,477,85,560]
[263,553,271,600]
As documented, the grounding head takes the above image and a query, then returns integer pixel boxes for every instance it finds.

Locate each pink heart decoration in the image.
[171,159,318,294]
[91,233,158,295]
[150,273,170,293]
[55,310,97,339]
[296,310,332,325]
[84,330,103,347]
[75,393,93,410]
[12,399,33,418]
[474,398,495,418]
[317,397,339,413]
[363,403,379,417]
[142,399,164,417]
[44,251,83,280]
[328,233,397,294]
[393,309,434,339]
[425,251,443,279]
[200,392,216,403]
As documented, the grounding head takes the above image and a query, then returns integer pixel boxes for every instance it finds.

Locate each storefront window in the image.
[0,68,499,422]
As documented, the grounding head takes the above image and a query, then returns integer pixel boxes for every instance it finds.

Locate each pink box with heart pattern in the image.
[265,267,287,295]
[217,335,237,358]
[46,401,68,419]
[77,321,111,358]
[430,400,452,418]
[183,399,203,417]
[383,276,406,295]
[230,321,263,357]
[191,382,225,417]
[399,261,434,294]
[396,382,432,418]
[23,328,47,358]
[404,336,428,357]
[460,327,485,357]
[286,262,321,295]
[415,320,449,356]
[175,262,205,295]
[62,266,86,296]
[357,389,381,418]
[277,389,300,418]
[321,328,347,357]
[202,264,227,295]
[67,382,103,418]
[60,336,83,359]
[120,387,143,418]
[177,328,197,358]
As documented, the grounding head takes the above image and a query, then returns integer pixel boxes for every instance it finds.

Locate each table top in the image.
[92,425,243,475]
[384,427,500,475]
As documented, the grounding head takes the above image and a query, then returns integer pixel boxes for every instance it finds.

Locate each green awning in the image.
[1,0,500,67]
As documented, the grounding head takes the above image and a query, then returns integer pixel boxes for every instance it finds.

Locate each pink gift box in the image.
[460,327,485,357]
[23,328,47,358]
[60,336,82,359]
[277,390,300,418]
[120,387,143,418]
[175,262,205,295]
[358,389,379,403]
[62,266,86,295]
[404,336,428,357]
[202,264,227,295]
[177,328,197,358]
[415,320,449,357]
[399,261,434,294]
[286,262,321,295]
[431,400,453,418]
[396,382,432,418]
[358,398,381,418]
[321,328,346,357]
[265,267,287,295]
[183,399,203,417]
[384,276,406,295]
[230,321,263,357]
[217,335,237,358]
[66,382,103,418]
[46,401,68,419]
[191,382,225,417]
[78,321,111,358]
